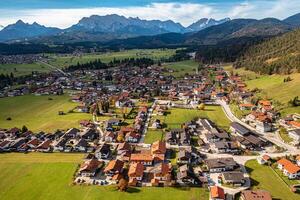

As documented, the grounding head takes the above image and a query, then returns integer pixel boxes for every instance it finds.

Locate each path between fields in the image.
[38,61,69,76]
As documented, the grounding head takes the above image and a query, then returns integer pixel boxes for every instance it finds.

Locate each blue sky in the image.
[0,0,299,28]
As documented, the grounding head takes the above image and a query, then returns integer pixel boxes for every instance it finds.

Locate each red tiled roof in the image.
[210,186,225,199]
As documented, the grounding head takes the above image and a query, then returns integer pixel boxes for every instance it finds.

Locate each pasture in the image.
[0,94,91,132]
[0,153,209,200]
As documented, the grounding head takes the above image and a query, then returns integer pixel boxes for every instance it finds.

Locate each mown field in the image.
[0,94,91,132]
[163,60,199,78]
[49,49,177,68]
[0,153,209,200]
[0,62,53,76]
[224,65,300,116]
[245,159,300,200]
[144,106,231,143]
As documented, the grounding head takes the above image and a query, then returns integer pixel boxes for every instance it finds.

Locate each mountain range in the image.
[0,15,232,42]
[0,12,299,48]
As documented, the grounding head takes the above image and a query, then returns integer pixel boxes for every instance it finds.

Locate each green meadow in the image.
[245,159,300,200]
[0,62,53,76]
[0,94,91,132]
[163,60,199,78]
[49,49,177,68]
[0,153,209,200]
[144,105,231,144]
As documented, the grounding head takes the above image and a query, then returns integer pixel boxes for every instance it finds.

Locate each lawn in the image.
[144,130,165,144]
[49,49,176,68]
[229,103,251,119]
[0,153,209,200]
[245,159,300,200]
[0,94,91,132]
[224,65,300,116]
[164,106,231,130]
[163,60,199,78]
[0,62,53,76]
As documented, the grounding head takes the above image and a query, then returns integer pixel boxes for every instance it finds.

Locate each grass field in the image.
[0,63,53,76]
[0,153,209,200]
[144,130,165,144]
[164,106,231,130]
[224,65,300,115]
[163,60,199,78]
[49,49,177,68]
[245,160,300,200]
[0,95,91,132]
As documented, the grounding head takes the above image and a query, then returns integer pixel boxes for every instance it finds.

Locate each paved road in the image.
[216,99,300,155]
[139,99,157,143]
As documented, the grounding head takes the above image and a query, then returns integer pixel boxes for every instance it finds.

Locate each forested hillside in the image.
[234,29,300,74]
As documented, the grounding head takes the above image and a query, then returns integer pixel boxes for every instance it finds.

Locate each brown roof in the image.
[79,158,101,173]
[128,163,144,177]
[241,190,272,200]
[210,186,225,199]
[151,140,166,155]
[130,153,153,162]
[104,159,124,173]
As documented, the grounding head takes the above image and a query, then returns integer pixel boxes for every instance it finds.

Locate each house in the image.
[74,139,89,152]
[79,158,102,177]
[145,163,172,186]
[104,159,124,177]
[210,186,225,200]
[179,131,191,146]
[128,163,144,186]
[53,138,67,151]
[27,138,40,149]
[288,129,300,142]
[151,140,166,155]
[230,122,251,136]
[177,164,199,185]
[95,143,111,159]
[277,158,300,179]
[221,171,245,186]
[130,153,153,166]
[205,132,229,143]
[107,118,122,127]
[239,104,255,111]
[36,140,52,152]
[177,149,191,164]
[65,128,80,138]
[240,190,272,200]
[213,141,239,154]
[205,157,238,173]
[9,138,26,151]
[257,155,271,165]
[117,142,131,155]
[104,131,115,142]
[165,131,178,145]
[125,131,140,143]
[80,128,98,141]
[0,140,11,151]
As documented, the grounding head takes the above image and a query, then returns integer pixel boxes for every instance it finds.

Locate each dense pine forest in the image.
[234,29,300,74]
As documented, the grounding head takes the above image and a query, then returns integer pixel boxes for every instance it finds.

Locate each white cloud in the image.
[0,1,299,28]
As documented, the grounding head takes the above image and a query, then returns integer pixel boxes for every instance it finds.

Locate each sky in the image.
[0,0,300,28]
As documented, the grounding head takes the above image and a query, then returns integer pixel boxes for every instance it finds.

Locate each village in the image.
[1,56,300,200]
